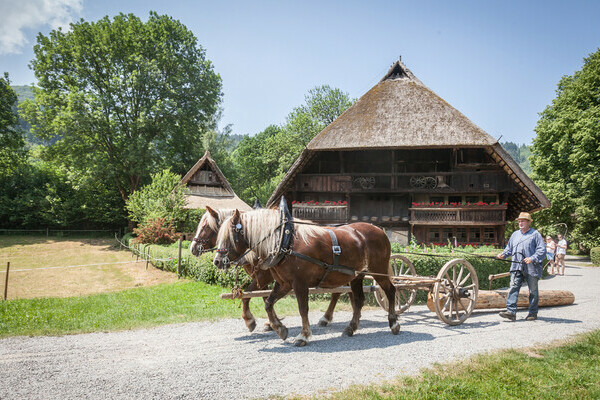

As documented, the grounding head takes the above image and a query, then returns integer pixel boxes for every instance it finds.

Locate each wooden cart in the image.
[221,254,479,326]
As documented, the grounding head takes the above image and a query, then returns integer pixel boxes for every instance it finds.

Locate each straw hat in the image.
[516,212,533,221]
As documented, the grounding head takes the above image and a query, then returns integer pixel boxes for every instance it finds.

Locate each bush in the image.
[591,247,600,266]
[133,217,181,244]
[180,208,205,234]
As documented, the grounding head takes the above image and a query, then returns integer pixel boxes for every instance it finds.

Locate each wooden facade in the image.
[285,148,510,245]
[267,61,549,245]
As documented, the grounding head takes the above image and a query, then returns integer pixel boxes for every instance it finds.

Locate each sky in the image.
[1,0,600,144]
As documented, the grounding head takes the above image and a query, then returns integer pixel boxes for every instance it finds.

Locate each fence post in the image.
[145,247,149,270]
[3,262,9,301]
[46,227,49,237]
[177,237,183,279]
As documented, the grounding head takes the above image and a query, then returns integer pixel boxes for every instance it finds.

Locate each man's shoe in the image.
[525,315,537,321]
[499,311,516,321]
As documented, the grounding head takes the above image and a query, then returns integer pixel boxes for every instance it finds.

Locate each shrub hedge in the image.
[591,247,600,266]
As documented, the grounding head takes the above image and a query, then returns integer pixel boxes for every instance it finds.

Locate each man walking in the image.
[497,212,546,321]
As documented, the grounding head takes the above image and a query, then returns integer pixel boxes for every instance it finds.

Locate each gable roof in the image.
[181,150,251,211]
[267,61,549,216]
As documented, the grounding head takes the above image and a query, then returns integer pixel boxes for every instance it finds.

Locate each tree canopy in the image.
[22,12,222,202]
[0,73,26,176]
[531,48,600,249]
[230,85,355,205]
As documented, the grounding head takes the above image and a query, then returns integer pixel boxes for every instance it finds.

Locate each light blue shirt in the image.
[501,228,546,278]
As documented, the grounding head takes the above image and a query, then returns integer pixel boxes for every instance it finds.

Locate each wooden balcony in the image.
[292,204,348,223]
[409,205,507,225]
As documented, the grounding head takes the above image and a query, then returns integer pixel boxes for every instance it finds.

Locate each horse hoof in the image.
[391,321,401,335]
[278,326,289,341]
[342,327,354,337]
[318,317,331,327]
[294,339,308,347]
[247,320,256,332]
[263,322,273,332]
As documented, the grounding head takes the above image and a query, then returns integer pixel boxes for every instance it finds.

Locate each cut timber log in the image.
[427,289,575,312]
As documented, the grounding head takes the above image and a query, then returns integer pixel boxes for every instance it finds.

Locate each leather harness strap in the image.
[288,229,355,288]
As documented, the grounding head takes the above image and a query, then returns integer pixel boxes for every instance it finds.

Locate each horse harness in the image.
[271,197,356,288]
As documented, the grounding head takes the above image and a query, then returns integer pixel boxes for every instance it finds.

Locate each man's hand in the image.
[497,253,505,259]
[524,257,532,264]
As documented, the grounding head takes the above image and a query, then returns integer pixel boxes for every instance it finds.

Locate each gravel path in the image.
[2,262,599,399]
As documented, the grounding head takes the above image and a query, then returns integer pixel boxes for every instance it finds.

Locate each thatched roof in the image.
[181,150,251,211]
[308,61,497,151]
[267,60,549,215]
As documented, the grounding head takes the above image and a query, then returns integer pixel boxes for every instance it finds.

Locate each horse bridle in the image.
[191,222,219,254]
[217,219,285,268]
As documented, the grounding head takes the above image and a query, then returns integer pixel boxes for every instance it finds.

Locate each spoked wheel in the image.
[432,259,479,325]
[374,254,418,315]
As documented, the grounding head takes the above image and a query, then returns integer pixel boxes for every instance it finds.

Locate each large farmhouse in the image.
[267,61,549,246]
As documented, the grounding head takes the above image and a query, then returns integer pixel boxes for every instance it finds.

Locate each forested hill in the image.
[12,85,34,101]
[11,85,40,144]
[500,141,532,175]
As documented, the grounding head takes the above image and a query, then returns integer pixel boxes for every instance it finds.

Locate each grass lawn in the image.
[0,235,176,299]
[0,280,352,338]
[286,330,600,400]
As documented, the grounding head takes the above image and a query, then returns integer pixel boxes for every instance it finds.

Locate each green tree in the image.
[501,141,532,175]
[285,84,355,146]
[125,169,188,229]
[0,73,26,177]
[232,125,283,203]
[22,12,222,205]
[531,48,600,249]
[228,85,355,205]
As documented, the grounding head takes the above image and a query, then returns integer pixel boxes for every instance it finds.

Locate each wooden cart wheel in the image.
[432,259,479,325]
[374,254,417,315]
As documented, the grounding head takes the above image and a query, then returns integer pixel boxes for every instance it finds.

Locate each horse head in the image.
[189,206,221,256]
[213,209,251,270]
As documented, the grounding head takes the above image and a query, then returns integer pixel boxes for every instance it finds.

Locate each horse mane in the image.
[217,208,326,260]
[200,209,236,231]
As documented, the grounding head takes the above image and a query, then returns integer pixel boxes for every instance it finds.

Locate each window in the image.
[466,196,479,203]
[428,229,440,242]
[483,228,496,243]
[482,195,497,204]
[442,228,453,241]
[448,196,462,204]
[469,228,481,242]
[430,196,444,203]
[456,228,467,243]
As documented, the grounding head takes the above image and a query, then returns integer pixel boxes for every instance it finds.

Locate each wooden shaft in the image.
[220,285,379,300]
[3,262,9,301]
[488,271,511,289]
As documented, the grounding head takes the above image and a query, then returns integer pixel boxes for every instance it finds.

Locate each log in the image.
[427,289,575,312]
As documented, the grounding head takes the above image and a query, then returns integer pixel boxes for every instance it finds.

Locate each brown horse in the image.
[213,208,399,346]
[189,206,343,331]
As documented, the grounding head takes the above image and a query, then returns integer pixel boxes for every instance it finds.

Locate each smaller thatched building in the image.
[180,150,251,211]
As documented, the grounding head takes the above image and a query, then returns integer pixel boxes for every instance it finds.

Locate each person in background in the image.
[497,212,546,321]
[546,235,557,275]
[556,234,568,275]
